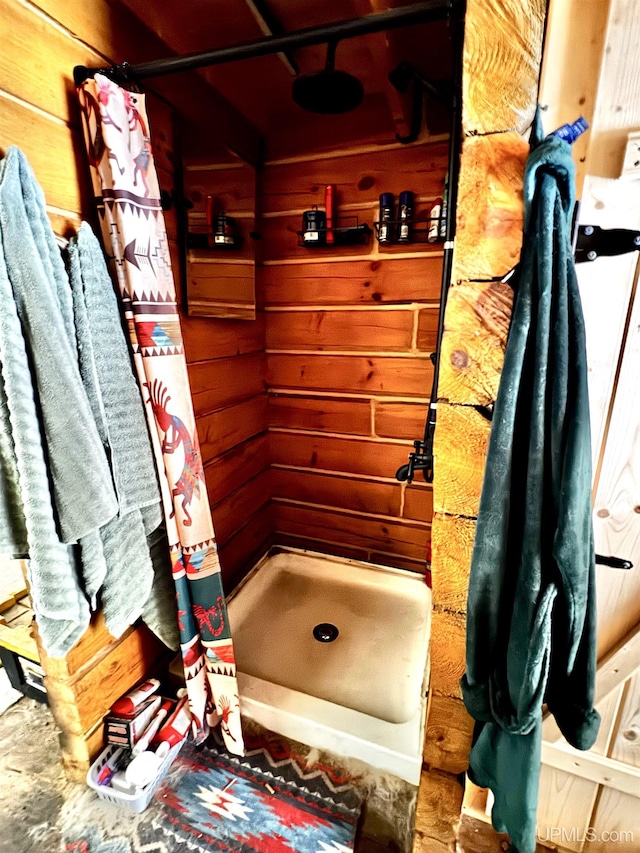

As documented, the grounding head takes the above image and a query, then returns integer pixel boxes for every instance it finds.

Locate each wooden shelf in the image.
[373,217,445,246]
[296,223,371,248]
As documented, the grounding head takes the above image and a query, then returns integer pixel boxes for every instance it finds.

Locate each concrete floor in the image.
[0,673,556,853]
[0,682,70,852]
[0,676,414,853]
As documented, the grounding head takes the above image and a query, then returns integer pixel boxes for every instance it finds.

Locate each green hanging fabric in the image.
[461,110,600,853]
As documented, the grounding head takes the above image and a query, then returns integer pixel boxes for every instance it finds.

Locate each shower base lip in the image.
[236,670,425,784]
[228,546,431,785]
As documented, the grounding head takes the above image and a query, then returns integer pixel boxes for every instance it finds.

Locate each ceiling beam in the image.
[243,0,299,77]
[74,1,454,84]
[361,6,415,141]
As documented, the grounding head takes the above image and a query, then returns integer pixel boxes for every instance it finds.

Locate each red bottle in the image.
[324,184,335,244]
[151,695,191,756]
[111,679,160,718]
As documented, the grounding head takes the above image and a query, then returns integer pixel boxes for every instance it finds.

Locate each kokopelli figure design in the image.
[146,379,205,526]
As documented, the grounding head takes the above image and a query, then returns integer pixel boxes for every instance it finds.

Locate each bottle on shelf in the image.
[377,193,394,244]
[438,177,448,241]
[324,184,335,244]
[213,210,237,246]
[301,207,326,245]
[397,190,413,243]
[428,197,442,243]
[298,186,370,248]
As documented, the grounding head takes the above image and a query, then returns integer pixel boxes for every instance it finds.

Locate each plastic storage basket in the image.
[86,738,186,813]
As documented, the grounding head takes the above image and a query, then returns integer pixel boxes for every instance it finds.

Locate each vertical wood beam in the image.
[417,1,548,849]
[462,0,546,135]
[538,0,611,195]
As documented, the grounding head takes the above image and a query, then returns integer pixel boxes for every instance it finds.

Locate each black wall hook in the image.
[575,225,640,263]
[595,554,633,570]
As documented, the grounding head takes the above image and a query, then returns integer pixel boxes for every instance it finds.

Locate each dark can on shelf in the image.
[301,208,326,245]
[378,192,394,244]
[397,191,413,243]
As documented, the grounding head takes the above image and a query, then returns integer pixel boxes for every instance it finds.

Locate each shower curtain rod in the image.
[73,0,454,85]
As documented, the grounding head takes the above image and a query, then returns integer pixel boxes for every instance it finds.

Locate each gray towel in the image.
[0,258,89,652]
[0,147,117,544]
[68,223,162,520]
[0,147,177,655]
[0,149,99,655]
[68,223,177,650]
[142,531,179,650]
[0,366,28,556]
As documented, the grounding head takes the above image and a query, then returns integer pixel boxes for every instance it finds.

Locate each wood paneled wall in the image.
[0,0,263,778]
[182,313,269,589]
[534,2,640,846]
[258,140,448,572]
[179,153,270,590]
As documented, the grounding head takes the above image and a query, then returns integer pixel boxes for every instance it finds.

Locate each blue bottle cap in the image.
[379,193,394,208]
[399,191,413,206]
[549,116,589,145]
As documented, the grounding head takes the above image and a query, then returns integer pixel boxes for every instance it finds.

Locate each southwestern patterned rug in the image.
[62,733,362,853]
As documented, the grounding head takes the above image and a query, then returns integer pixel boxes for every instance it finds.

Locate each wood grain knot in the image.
[597,509,610,518]
[358,176,375,190]
[451,349,469,369]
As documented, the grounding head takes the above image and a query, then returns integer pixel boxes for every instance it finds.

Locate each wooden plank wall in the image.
[183,160,258,319]
[576,0,640,663]
[0,0,264,778]
[534,1,640,847]
[182,308,270,590]
[180,156,268,592]
[414,1,547,850]
[258,140,448,573]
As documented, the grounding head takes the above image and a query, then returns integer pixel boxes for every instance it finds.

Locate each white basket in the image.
[86,738,186,813]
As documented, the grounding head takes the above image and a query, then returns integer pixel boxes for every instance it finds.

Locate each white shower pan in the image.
[227,547,431,784]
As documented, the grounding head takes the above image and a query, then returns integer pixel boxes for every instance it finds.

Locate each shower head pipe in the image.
[74,0,456,86]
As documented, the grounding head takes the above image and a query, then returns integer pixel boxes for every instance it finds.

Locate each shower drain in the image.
[313,622,339,643]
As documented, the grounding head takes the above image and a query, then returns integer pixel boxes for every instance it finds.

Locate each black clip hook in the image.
[395,439,433,484]
[396,405,438,484]
[595,554,633,570]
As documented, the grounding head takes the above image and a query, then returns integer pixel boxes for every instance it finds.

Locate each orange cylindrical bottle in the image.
[324,184,335,244]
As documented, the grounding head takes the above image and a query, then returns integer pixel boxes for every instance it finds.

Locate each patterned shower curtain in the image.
[77,74,244,754]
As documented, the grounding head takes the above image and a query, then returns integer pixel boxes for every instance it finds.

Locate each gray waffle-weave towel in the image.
[68,223,177,649]
[0,147,119,654]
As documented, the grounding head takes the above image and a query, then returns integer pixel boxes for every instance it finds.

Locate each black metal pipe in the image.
[73,0,451,86]
[421,3,465,481]
[395,0,465,485]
